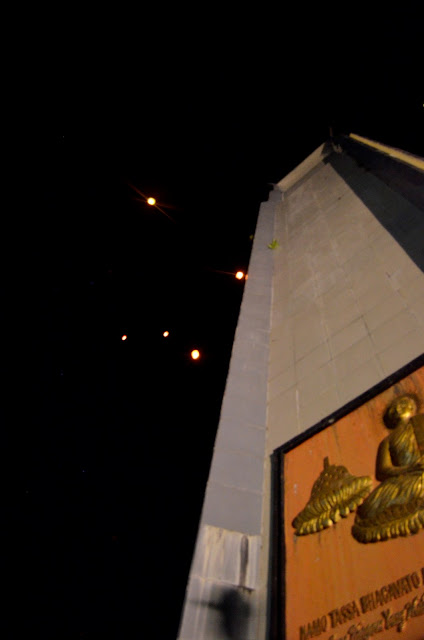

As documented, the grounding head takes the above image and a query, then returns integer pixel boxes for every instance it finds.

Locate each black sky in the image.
[4,6,423,639]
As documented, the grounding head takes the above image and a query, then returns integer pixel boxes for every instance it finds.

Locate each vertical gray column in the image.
[177,191,280,640]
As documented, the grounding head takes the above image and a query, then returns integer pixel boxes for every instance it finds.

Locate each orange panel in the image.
[280,364,424,640]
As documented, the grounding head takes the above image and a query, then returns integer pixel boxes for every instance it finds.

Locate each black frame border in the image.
[269,352,424,640]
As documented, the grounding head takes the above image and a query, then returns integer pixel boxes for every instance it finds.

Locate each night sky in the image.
[5,7,423,639]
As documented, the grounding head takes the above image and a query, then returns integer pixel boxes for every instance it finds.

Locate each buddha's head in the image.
[384,394,419,429]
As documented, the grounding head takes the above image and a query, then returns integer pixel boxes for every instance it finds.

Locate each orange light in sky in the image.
[235,271,244,280]
[191,349,200,360]
[147,197,156,206]
[163,331,169,337]
[121,334,128,341]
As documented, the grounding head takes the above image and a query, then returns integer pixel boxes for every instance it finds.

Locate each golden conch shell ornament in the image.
[292,457,372,536]
[352,394,424,543]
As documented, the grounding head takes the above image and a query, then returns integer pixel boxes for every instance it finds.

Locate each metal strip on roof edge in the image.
[348,133,424,172]
[276,134,424,195]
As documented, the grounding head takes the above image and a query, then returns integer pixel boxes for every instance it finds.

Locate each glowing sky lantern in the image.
[191,349,200,360]
[163,331,169,337]
[235,271,245,280]
[147,197,156,206]
[121,334,128,341]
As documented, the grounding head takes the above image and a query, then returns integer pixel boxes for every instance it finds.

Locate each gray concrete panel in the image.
[208,450,265,494]
[214,419,266,456]
[201,482,263,535]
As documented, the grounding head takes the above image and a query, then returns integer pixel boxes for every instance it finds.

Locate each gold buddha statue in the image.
[352,394,424,543]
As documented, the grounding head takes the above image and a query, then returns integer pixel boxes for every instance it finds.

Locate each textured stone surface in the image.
[267,154,424,457]
[177,142,424,639]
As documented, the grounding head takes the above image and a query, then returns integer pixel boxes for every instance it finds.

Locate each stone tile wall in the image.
[267,155,424,455]
[177,148,424,640]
